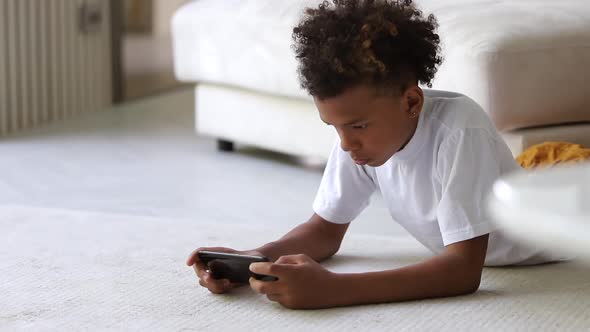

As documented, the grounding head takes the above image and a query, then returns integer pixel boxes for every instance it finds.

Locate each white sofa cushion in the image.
[172,0,317,100]
[172,0,590,131]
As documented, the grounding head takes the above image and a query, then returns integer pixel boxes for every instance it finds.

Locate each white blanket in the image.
[2,206,589,331]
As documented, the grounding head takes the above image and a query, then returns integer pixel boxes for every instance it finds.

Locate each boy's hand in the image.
[249,254,340,310]
[186,246,263,294]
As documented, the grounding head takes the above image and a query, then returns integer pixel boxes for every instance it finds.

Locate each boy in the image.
[187,0,563,310]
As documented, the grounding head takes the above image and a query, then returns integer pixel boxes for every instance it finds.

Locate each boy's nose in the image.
[340,136,360,152]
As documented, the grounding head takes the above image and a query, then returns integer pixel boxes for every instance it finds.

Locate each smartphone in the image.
[197,250,279,283]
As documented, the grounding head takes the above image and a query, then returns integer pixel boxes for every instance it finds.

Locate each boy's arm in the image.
[255,213,349,263]
[331,234,489,306]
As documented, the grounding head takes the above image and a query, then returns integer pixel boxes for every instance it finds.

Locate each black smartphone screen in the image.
[197,251,278,283]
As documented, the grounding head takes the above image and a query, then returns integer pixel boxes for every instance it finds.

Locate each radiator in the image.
[0,0,113,136]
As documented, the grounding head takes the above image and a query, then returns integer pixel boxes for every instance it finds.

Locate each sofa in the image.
[172,0,590,159]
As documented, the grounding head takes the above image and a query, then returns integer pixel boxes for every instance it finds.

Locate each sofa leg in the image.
[217,139,235,152]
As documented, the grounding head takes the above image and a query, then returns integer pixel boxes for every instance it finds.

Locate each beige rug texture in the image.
[1,206,589,331]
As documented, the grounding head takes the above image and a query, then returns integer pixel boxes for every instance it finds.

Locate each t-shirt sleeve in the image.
[313,140,377,224]
[436,129,502,246]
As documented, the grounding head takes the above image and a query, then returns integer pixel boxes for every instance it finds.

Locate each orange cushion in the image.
[516,141,590,169]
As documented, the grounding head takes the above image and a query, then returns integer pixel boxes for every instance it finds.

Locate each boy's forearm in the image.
[330,253,482,306]
[255,220,340,262]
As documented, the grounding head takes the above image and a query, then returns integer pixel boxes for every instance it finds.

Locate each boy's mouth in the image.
[353,157,369,165]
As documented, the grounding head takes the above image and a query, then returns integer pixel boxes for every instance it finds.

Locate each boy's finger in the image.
[203,272,231,287]
[275,254,305,264]
[199,275,224,294]
[249,277,277,295]
[206,282,226,294]
[249,262,271,274]
[204,274,231,293]
[186,249,202,266]
[193,263,207,279]
[250,262,288,277]
[266,293,282,303]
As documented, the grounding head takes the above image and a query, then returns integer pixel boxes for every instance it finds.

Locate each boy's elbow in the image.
[461,273,482,295]
[450,264,482,296]
[449,278,480,297]
[451,255,485,295]
[464,279,481,295]
[330,241,342,256]
[321,244,340,261]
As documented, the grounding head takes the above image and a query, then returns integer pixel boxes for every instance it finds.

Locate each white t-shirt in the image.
[313,90,563,266]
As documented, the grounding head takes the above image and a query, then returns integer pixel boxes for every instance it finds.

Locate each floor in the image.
[0,87,403,237]
[7,205,590,331]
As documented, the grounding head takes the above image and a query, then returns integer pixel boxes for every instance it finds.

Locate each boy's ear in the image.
[402,85,424,117]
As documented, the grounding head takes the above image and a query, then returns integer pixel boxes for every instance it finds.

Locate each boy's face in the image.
[314,84,424,167]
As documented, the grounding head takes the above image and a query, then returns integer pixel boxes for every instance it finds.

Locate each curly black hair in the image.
[292,0,442,99]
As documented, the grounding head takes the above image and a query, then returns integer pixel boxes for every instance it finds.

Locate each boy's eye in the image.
[352,124,368,129]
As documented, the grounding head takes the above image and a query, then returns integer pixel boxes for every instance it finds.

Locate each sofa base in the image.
[195,84,336,160]
[216,139,235,152]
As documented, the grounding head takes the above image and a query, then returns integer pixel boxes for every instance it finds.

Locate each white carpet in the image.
[2,206,589,331]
